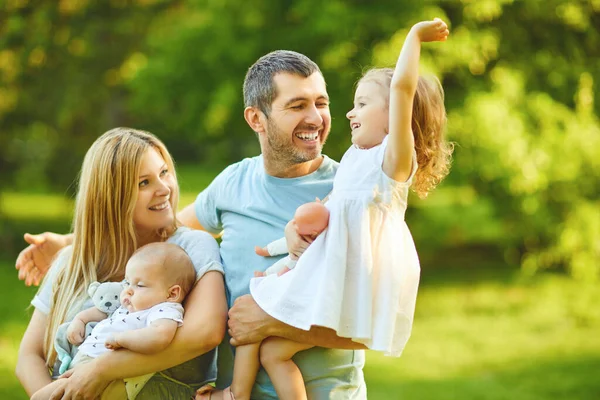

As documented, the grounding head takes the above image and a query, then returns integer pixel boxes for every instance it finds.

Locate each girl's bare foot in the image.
[195,384,215,400]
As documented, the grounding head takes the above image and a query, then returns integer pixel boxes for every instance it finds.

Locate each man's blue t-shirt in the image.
[195,155,366,399]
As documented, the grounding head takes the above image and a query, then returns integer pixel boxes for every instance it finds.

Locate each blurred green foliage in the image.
[1,0,598,280]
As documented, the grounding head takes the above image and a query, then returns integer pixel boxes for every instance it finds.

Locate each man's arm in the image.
[179,202,223,238]
[178,203,206,230]
[228,295,367,350]
[48,271,227,400]
[106,319,178,354]
[274,324,367,350]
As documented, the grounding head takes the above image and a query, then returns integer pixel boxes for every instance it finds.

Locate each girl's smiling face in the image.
[346,81,389,149]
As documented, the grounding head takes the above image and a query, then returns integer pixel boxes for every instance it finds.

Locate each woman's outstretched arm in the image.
[15,232,73,286]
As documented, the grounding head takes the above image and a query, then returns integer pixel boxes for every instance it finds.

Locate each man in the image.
[179,50,366,399]
[17,50,366,399]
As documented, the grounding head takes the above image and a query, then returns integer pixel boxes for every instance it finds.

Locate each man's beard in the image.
[265,118,325,167]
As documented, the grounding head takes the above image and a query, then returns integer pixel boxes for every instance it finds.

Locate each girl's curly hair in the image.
[360,69,454,198]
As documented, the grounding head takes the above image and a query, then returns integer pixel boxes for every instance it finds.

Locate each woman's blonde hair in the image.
[360,68,454,197]
[43,128,178,367]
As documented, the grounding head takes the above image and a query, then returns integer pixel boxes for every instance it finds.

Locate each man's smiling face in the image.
[262,72,331,165]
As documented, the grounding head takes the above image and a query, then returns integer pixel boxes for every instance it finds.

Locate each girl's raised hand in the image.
[413,18,449,43]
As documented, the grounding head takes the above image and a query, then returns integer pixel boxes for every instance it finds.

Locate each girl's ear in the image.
[167,285,182,302]
[244,106,266,135]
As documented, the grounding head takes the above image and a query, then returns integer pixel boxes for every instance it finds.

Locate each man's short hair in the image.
[243,50,322,116]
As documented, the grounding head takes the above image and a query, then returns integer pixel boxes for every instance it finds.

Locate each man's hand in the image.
[15,232,70,286]
[66,319,86,346]
[49,361,111,400]
[228,295,280,346]
[284,220,312,260]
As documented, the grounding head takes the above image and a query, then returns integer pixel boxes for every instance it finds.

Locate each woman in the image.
[16,128,227,399]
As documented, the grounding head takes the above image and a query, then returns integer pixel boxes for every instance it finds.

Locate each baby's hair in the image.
[131,242,196,299]
[359,68,454,197]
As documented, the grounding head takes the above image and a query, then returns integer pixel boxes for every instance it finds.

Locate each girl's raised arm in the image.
[384,18,449,182]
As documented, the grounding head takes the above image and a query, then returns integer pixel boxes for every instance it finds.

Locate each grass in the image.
[2,257,599,399]
[364,266,600,399]
[2,179,599,399]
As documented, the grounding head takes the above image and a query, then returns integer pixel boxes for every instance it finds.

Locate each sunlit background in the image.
[1,0,599,399]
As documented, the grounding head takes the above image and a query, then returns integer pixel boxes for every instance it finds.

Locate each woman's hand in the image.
[284,220,312,260]
[15,232,71,286]
[49,361,111,400]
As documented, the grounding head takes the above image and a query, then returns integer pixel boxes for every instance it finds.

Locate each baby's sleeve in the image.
[146,303,184,327]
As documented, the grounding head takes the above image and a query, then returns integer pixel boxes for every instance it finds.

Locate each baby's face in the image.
[346,81,389,149]
[121,258,171,312]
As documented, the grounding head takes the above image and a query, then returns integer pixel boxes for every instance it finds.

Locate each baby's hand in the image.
[413,18,449,43]
[105,334,123,350]
[254,271,266,277]
[66,319,86,346]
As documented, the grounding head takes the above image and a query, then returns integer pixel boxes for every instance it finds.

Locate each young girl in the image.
[200,18,453,400]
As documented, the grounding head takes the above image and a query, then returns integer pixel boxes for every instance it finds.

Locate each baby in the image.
[32,242,196,400]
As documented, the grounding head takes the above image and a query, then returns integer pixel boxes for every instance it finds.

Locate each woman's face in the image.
[132,147,176,241]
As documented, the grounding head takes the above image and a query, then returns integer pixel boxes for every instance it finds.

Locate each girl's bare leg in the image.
[203,342,260,400]
[230,342,260,400]
[260,337,313,400]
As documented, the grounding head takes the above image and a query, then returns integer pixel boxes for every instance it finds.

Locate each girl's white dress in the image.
[250,136,421,356]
